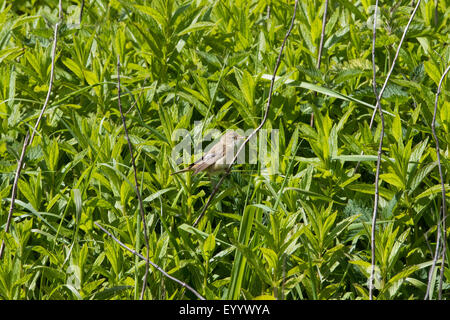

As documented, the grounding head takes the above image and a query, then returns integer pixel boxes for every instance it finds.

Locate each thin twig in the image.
[30,18,60,145]
[58,0,63,20]
[371,1,380,118]
[310,0,329,127]
[0,133,29,259]
[431,64,450,300]
[368,0,421,129]
[0,1,62,260]
[424,206,442,300]
[79,0,85,24]
[434,0,438,26]
[94,222,205,300]
[192,172,226,227]
[368,0,422,299]
[116,56,151,300]
[316,0,328,70]
[193,0,299,227]
[438,213,447,300]
[368,0,382,300]
[354,0,421,173]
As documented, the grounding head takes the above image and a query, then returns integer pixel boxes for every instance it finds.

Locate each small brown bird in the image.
[172,131,245,175]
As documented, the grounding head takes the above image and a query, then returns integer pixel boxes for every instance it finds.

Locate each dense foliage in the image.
[0,0,449,300]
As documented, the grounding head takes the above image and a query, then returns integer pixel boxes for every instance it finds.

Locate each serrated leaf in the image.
[203,234,216,258]
[391,113,402,142]
[424,60,441,85]
[178,21,215,36]
[347,184,395,200]
[237,69,255,108]
[261,75,395,117]
[415,184,450,200]
[408,161,436,194]
[284,187,334,202]
[143,188,175,203]
[380,173,405,189]
[259,247,277,271]
[331,155,379,162]
[134,5,166,28]
[177,91,208,116]
[62,57,83,80]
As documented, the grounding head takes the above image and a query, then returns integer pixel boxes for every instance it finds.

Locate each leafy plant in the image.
[0,0,448,300]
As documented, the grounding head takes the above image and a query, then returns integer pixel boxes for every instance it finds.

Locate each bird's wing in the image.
[172,138,226,175]
[191,146,225,175]
[171,155,204,175]
[171,166,193,175]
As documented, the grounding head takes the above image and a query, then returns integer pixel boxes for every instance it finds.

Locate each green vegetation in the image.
[0,0,449,300]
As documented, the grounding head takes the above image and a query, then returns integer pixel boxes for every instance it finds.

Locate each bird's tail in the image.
[171,163,195,175]
[171,168,190,175]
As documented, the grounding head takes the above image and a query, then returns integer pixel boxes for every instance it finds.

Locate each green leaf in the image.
[248,204,274,213]
[336,0,366,21]
[236,69,255,109]
[92,286,133,300]
[415,184,450,200]
[261,74,396,117]
[203,234,216,258]
[380,173,405,190]
[178,22,215,36]
[331,155,379,162]
[143,188,175,203]
[178,224,231,247]
[391,113,402,142]
[253,295,276,300]
[134,5,166,28]
[227,205,257,299]
[408,161,436,194]
[62,57,84,80]
[73,188,82,223]
[347,184,395,200]
[284,187,334,202]
[424,60,441,85]
[259,247,277,271]
[177,91,209,116]
[47,139,59,172]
